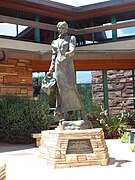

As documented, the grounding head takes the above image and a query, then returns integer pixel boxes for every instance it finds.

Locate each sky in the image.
[50,0,109,6]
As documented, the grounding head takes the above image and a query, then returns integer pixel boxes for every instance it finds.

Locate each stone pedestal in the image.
[39,128,109,168]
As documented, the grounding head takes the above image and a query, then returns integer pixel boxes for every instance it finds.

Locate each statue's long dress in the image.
[49,35,82,113]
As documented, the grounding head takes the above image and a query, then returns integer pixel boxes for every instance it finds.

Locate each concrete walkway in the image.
[0,139,135,180]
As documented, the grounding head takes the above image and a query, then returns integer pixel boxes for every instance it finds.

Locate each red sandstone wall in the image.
[92,70,134,114]
[0,59,33,97]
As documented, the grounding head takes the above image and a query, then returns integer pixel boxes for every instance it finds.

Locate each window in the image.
[0,23,17,37]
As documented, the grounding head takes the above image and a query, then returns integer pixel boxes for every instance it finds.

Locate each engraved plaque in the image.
[66,139,93,154]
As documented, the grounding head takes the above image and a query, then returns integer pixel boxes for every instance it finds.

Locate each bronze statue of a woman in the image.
[44,21,92,129]
[47,21,82,116]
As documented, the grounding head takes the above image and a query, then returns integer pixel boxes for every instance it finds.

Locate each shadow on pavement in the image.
[0,144,35,153]
[109,157,131,167]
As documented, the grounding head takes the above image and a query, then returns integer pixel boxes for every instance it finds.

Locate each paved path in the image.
[0,139,135,180]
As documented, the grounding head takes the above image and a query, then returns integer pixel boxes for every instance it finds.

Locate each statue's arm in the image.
[49,53,56,72]
[65,36,76,58]
[47,41,57,78]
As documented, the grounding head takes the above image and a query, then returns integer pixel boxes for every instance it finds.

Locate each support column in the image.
[102,70,109,113]
[53,17,57,40]
[68,21,75,29]
[111,15,117,40]
[92,33,95,44]
[34,15,40,42]
[53,31,57,39]
[92,19,95,44]
[16,11,19,38]
[132,69,135,109]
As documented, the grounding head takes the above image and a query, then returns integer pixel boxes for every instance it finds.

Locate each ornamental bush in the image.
[85,104,132,139]
[98,107,130,139]
[0,95,52,144]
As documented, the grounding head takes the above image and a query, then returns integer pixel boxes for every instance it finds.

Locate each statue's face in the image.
[58,24,67,35]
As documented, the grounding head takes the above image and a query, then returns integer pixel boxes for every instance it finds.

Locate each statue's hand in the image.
[65,52,73,58]
[47,71,53,79]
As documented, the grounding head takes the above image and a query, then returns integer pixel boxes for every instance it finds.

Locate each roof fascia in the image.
[0,0,135,21]
[23,0,135,12]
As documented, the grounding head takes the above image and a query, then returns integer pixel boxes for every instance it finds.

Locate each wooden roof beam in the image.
[0,15,77,35]
[1,15,135,36]
[77,20,135,35]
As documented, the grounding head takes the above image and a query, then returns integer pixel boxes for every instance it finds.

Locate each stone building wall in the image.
[0,59,33,97]
[92,70,134,114]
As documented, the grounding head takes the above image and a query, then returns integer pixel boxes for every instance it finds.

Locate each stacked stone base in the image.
[39,128,109,168]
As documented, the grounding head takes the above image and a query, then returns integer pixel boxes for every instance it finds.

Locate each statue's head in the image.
[57,21,68,34]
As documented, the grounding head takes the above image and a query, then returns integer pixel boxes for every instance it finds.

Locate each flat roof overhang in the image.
[0,48,135,71]
[0,0,135,20]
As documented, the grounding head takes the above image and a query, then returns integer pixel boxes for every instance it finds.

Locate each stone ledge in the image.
[31,133,41,147]
[0,163,6,180]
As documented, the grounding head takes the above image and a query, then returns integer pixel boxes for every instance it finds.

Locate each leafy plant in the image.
[125,111,135,128]
[0,95,52,144]
[99,106,130,139]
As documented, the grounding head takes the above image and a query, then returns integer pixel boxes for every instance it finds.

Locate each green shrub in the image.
[120,132,129,143]
[0,95,52,144]
[77,84,92,107]
[131,144,135,152]
[85,103,103,129]
[84,102,101,116]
